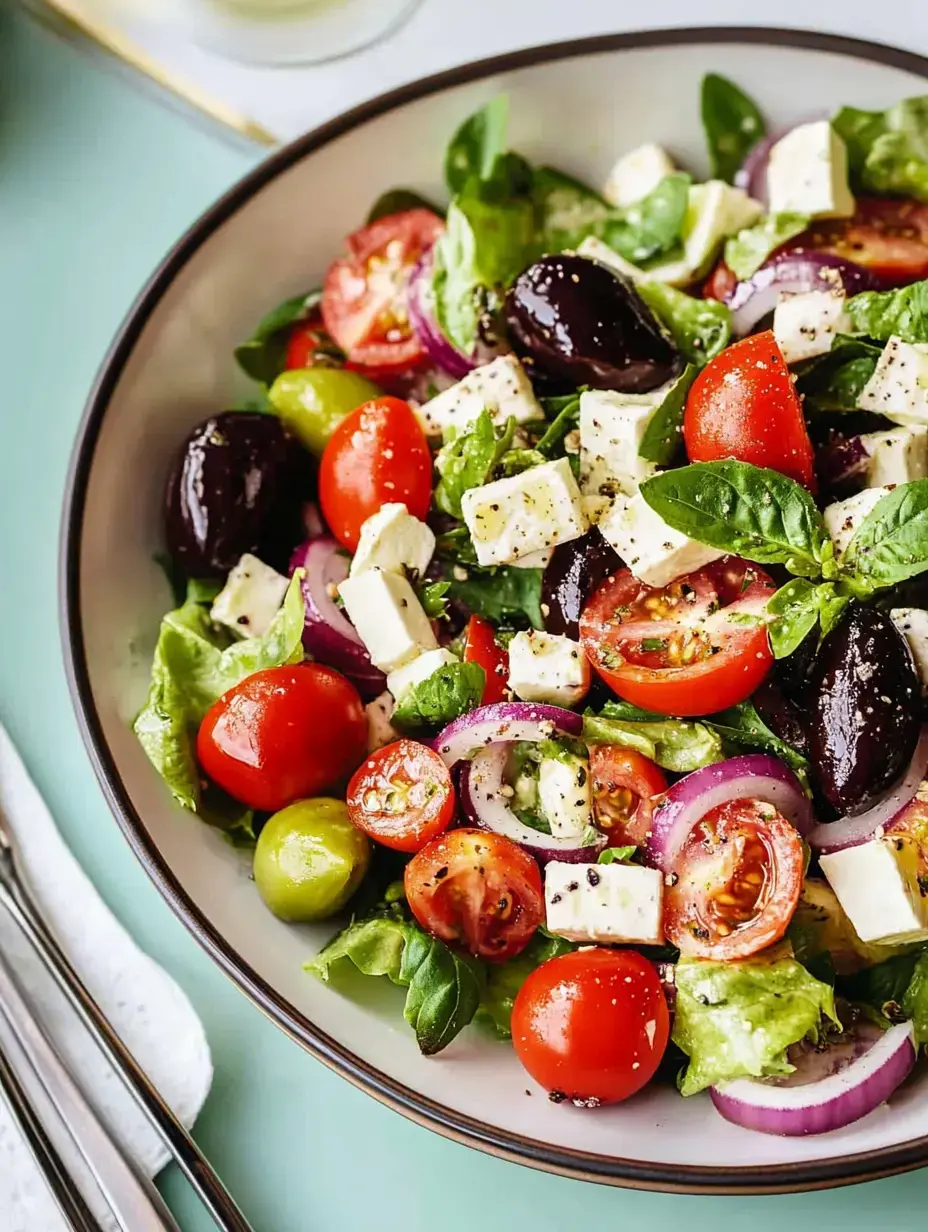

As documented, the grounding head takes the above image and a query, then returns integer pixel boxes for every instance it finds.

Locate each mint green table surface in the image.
[2,11,924,1229]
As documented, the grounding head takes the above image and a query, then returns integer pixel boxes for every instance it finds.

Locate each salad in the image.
[138,74,928,1137]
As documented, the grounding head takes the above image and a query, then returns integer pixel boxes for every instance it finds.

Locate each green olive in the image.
[268,368,381,455]
[253,798,371,923]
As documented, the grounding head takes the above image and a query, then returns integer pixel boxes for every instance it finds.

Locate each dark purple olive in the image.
[753,680,811,758]
[165,412,314,578]
[809,605,920,815]
[542,528,622,639]
[504,255,682,394]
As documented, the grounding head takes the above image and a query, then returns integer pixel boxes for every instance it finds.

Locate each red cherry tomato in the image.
[321,209,444,373]
[664,798,804,960]
[589,746,668,846]
[347,739,455,853]
[684,331,816,490]
[580,558,775,716]
[512,949,670,1105]
[404,829,544,962]
[702,259,739,303]
[284,316,334,370]
[196,664,367,813]
[463,615,509,705]
[319,396,432,551]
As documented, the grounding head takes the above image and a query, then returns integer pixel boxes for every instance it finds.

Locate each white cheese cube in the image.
[891,608,928,692]
[576,235,645,282]
[511,548,554,570]
[860,426,928,487]
[415,355,543,437]
[766,120,855,219]
[337,568,437,673]
[859,336,928,425]
[773,289,850,364]
[822,487,891,557]
[538,756,593,840]
[680,180,763,281]
[598,492,724,588]
[460,457,588,567]
[365,692,399,753]
[545,861,664,945]
[508,631,590,708]
[602,143,676,208]
[386,648,459,701]
[209,554,288,640]
[349,503,435,581]
[820,836,928,945]
[578,387,668,502]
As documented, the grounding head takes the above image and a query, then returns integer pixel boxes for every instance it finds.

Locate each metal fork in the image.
[0,807,253,1232]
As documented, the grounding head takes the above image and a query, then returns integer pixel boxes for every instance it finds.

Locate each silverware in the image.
[0,808,253,1232]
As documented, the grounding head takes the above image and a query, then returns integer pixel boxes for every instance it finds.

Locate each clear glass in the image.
[179,0,424,65]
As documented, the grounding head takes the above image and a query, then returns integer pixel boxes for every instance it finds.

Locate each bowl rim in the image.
[60,24,928,1194]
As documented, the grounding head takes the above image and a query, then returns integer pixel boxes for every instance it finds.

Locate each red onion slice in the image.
[435,702,583,769]
[459,743,607,863]
[809,727,928,854]
[816,434,871,495]
[288,538,385,700]
[407,248,477,379]
[726,251,877,338]
[643,754,812,874]
[734,114,826,205]
[711,1022,916,1136]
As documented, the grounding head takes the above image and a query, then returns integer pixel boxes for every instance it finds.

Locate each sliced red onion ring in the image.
[407,248,477,379]
[459,743,607,863]
[435,702,583,769]
[816,434,870,495]
[643,754,812,874]
[809,727,928,854]
[711,1021,916,1136]
[726,252,877,338]
[288,538,385,700]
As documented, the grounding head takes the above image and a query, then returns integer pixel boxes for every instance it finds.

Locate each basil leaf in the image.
[445,94,510,193]
[794,333,882,412]
[417,580,451,620]
[536,393,581,457]
[902,950,928,1046]
[723,213,810,281]
[434,410,515,518]
[846,280,928,344]
[392,662,486,732]
[700,73,766,183]
[704,700,809,782]
[818,587,851,638]
[581,713,724,773]
[497,447,547,477]
[598,846,637,865]
[234,289,323,386]
[604,174,691,265]
[640,461,828,576]
[834,97,928,202]
[637,282,732,367]
[367,187,442,224]
[446,564,544,630]
[476,932,576,1038]
[767,577,821,659]
[638,364,697,466]
[843,479,928,587]
[839,952,920,1014]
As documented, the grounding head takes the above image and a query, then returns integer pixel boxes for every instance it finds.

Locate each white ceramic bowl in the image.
[62,27,928,1193]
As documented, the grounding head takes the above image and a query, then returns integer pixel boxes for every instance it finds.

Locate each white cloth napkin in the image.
[0,722,213,1231]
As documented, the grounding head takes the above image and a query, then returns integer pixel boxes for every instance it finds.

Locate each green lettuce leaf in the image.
[700,73,766,183]
[446,563,545,630]
[703,699,810,783]
[834,97,928,201]
[582,709,724,773]
[637,282,732,367]
[392,662,486,732]
[434,411,516,518]
[846,280,928,344]
[723,213,809,281]
[477,931,576,1037]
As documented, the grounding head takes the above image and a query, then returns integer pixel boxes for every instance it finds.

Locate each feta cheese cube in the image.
[820,836,928,945]
[460,457,588,567]
[602,143,676,208]
[545,861,664,945]
[823,487,891,557]
[209,554,288,640]
[891,608,928,692]
[859,336,928,424]
[538,755,593,840]
[773,289,850,364]
[508,631,590,707]
[511,548,554,570]
[859,426,928,487]
[386,648,459,701]
[680,180,763,281]
[365,692,399,753]
[415,355,543,437]
[598,492,724,587]
[578,387,668,502]
[337,568,437,673]
[349,503,435,581]
[766,120,855,219]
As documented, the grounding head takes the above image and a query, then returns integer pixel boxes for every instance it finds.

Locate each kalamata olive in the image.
[504,255,682,394]
[542,529,622,639]
[752,680,811,758]
[809,605,920,815]
[165,412,314,578]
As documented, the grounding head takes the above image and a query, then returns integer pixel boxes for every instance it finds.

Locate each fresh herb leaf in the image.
[766,577,822,659]
[392,662,486,732]
[434,411,515,518]
[840,952,920,1016]
[704,699,809,781]
[476,932,576,1037]
[833,97,928,202]
[700,73,766,183]
[497,447,547,477]
[532,165,615,253]
[445,95,510,194]
[637,282,732,367]
[902,950,928,1046]
[605,174,691,265]
[597,846,637,865]
[794,333,882,412]
[638,364,697,466]
[367,188,442,224]
[417,580,451,620]
[723,212,810,281]
[582,710,724,773]
[234,289,324,386]
[536,394,581,456]
[447,564,544,630]
[846,279,928,344]
[843,479,928,588]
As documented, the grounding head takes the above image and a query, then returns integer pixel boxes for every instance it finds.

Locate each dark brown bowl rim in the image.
[61,25,928,1194]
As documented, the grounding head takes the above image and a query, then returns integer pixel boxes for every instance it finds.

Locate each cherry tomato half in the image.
[196,664,367,813]
[684,331,816,490]
[463,615,509,705]
[589,746,668,846]
[404,829,544,962]
[580,558,775,716]
[664,798,804,960]
[285,315,340,371]
[321,209,444,373]
[347,739,455,853]
[319,396,432,551]
[512,949,670,1105]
